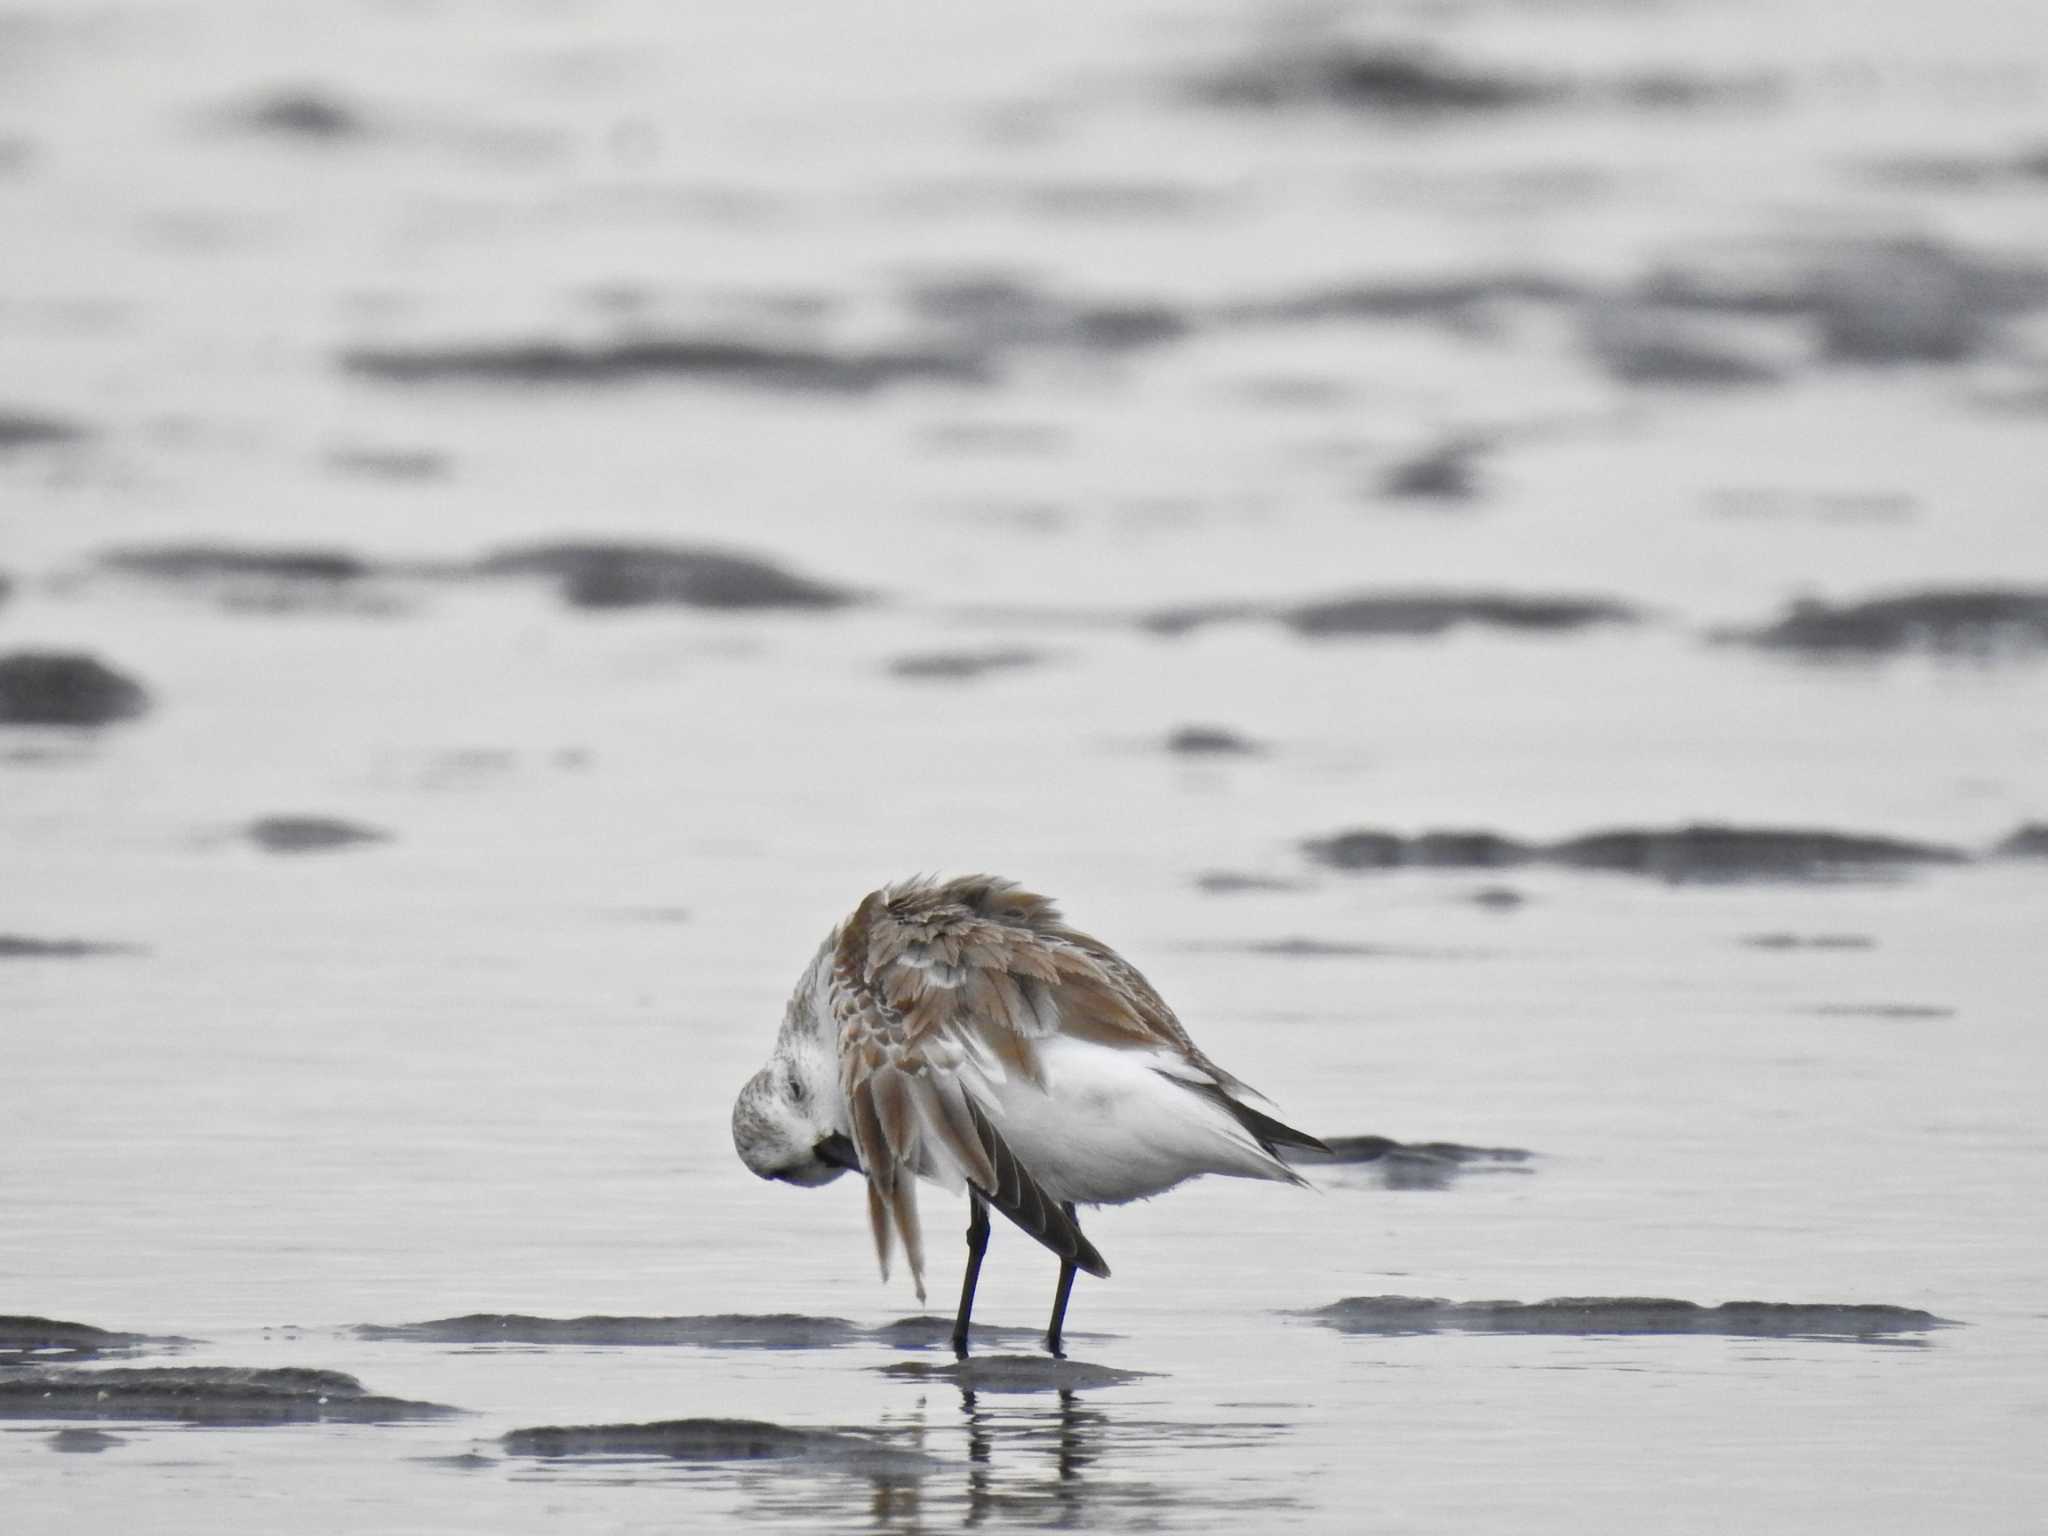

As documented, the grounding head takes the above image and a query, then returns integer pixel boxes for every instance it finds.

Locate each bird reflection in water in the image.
[738,1375,1294,1530]
[955,1385,1105,1526]
[848,1385,1109,1530]
[856,1381,1295,1531]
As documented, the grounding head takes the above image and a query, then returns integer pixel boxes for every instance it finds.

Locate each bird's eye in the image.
[785,1071,806,1105]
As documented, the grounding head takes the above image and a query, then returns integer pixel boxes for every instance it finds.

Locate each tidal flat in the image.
[2,0,2046,1531]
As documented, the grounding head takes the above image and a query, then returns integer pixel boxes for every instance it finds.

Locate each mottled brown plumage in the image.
[732,874,1323,1345]
[826,875,1266,1296]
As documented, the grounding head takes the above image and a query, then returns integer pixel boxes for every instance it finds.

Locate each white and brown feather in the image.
[820,875,1318,1299]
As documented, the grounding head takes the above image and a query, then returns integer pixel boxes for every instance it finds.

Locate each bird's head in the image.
[731,946,859,1187]
[731,1049,858,1187]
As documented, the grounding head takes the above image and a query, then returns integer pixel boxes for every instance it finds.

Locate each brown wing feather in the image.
[848,1074,891,1194]
[905,1071,998,1193]
[845,875,1213,1067]
[869,1067,916,1164]
[835,874,1226,1291]
[865,1179,893,1280]
[886,1178,925,1299]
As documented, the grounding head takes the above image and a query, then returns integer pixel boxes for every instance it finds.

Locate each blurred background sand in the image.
[3,2,2046,1531]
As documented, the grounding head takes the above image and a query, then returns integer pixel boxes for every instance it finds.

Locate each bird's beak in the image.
[813,1132,863,1174]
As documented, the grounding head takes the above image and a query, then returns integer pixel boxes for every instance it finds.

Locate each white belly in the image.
[974,1034,1290,1206]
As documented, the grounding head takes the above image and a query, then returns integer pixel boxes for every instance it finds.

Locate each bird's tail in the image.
[1192,1083,1328,1185]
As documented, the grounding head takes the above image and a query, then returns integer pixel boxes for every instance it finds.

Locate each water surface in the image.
[3,0,2046,1530]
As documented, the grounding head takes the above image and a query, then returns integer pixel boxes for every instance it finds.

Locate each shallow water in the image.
[4,0,2048,1531]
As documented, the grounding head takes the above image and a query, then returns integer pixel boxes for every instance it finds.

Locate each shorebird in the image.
[731,875,1325,1357]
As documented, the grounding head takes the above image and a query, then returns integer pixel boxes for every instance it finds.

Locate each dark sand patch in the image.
[1193,872,1309,895]
[903,274,1187,357]
[1814,240,2042,363]
[415,1451,497,1470]
[1741,932,1875,951]
[502,1418,937,1477]
[1865,145,2048,189]
[1303,1297,1953,1339]
[1466,885,1527,911]
[1573,70,1779,112]
[1145,592,1637,640]
[0,935,144,961]
[1284,1137,1534,1190]
[1211,937,1485,960]
[1198,42,1774,118]
[1284,1136,1535,1169]
[918,420,1068,456]
[1731,589,2048,656]
[1305,823,1966,883]
[472,541,859,612]
[1141,600,1267,638]
[1014,179,1215,220]
[0,410,88,450]
[1287,592,1634,639]
[0,1367,456,1425]
[882,1356,1149,1393]
[325,445,450,481]
[1996,143,2048,181]
[1706,488,1918,524]
[1994,823,2048,858]
[0,653,150,726]
[1167,724,1263,756]
[1803,1003,1955,1021]
[357,1313,863,1349]
[1379,437,1485,500]
[938,499,1069,535]
[873,1316,1084,1353]
[243,816,391,854]
[96,542,404,615]
[102,543,373,584]
[228,88,367,140]
[1200,44,1556,115]
[1302,830,1534,872]
[341,336,986,393]
[1644,235,2048,364]
[411,747,520,791]
[1231,271,1583,328]
[48,1428,124,1453]
[1583,302,1786,387]
[0,1317,181,1360]
[887,647,1047,682]
[1547,825,1964,881]
[0,743,95,766]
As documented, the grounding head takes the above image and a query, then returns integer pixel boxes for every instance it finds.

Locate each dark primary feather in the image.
[1181,1078,1330,1161]
[966,1098,1110,1279]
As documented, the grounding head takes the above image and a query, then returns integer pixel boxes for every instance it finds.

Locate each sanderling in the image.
[732,874,1325,1357]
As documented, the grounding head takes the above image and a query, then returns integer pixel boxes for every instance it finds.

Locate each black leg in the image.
[952,1191,991,1359]
[1045,1202,1081,1359]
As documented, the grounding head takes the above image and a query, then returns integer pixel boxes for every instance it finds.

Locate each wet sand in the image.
[3,0,2046,1531]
